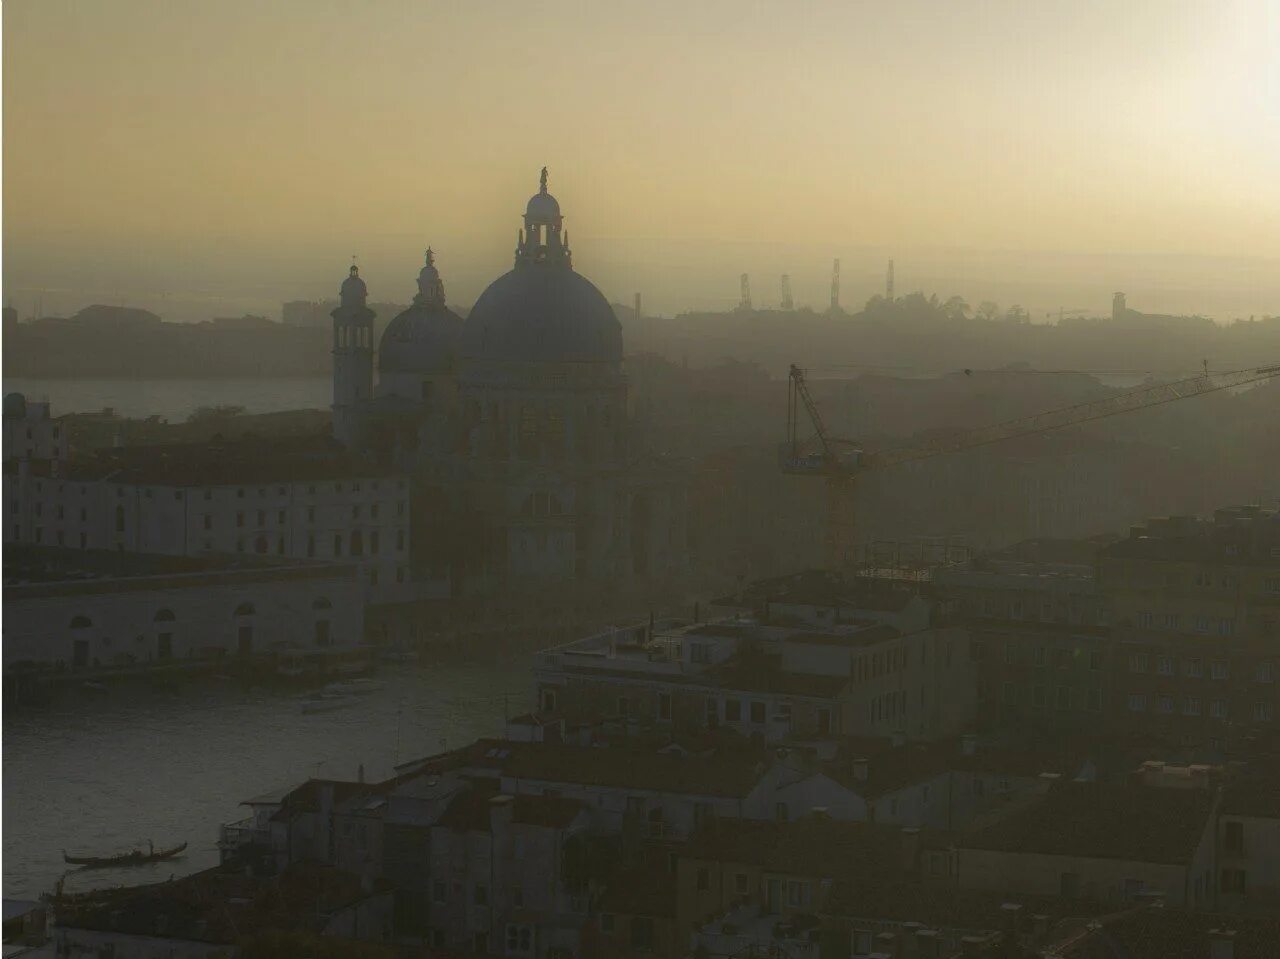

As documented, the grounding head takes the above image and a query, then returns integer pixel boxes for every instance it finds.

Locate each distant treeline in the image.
[3,305,331,379]
[5,295,1278,380]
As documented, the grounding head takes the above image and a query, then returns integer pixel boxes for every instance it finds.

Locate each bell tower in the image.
[331,263,375,449]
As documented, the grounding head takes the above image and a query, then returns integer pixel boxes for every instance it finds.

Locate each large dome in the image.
[379,304,464,374]
[462,266,622,364]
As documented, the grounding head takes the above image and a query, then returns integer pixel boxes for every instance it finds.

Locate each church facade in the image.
[332,171,689,600]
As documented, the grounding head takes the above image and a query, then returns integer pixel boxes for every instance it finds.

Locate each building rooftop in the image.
[53,863,389,944]
[453,737,769,799]
[961,781,1213,865]
[1053,905,1280,959]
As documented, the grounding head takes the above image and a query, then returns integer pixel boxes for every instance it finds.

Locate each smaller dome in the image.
[378,304,464,375]
[526,191,560,222]
[3,392,27,418]
[340,265,367,306]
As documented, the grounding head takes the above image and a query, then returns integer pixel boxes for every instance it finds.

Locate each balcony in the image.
[218,816,269,854]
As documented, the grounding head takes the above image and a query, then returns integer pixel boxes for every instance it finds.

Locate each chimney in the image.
[1001,902,1024,939]
[1209,929,1236,959]
[874,932,898,958]
[1037,772,1061,794]
[915,928,941,959]
[489,794,515,832]
[852,757,870,783]
[901,826,921,871]
[960,733,977,757]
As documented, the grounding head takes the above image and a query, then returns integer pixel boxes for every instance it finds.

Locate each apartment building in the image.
[1101,507,1280,744]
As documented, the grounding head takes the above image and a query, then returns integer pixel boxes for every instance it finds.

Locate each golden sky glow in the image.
[4,0,1278,319]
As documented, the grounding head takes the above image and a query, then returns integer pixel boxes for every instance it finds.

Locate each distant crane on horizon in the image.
[782,361,1280,572]
[737,273,752,312]
[829,259,841,313]
[886,259,895,300]
[780,275,794,311]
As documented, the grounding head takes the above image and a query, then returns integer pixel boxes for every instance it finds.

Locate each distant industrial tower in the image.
[886,259,895,300]
[634,292,642,322]
[1112,291,1126,321]
[780,275,793,311]
[830,259,841,312]
[738,273,753,311]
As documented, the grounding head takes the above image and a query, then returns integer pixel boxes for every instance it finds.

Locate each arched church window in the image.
[517,406,539,460]
[545,409,565,460]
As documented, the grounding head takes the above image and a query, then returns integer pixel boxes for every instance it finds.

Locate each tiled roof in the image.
[682,819,910,883]
[495,740,767,798]
[511,794,587,829]
[961,782,1213,865]
[1055,906,1280,959]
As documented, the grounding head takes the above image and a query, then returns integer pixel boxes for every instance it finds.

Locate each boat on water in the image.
[323,678,386,697]
[63,841,187,869]
[301,695,357,714]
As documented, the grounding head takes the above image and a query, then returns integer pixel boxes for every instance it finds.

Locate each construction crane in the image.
[782,362,1280,572]
[780,275,794,311]
[737,274,753,311]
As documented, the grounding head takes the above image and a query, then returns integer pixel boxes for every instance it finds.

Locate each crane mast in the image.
[783,363,1280,574]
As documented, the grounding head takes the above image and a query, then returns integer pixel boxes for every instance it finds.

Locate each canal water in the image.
[2,661,530,899]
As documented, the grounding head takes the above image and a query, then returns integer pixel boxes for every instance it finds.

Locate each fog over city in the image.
[3,3,1280,959]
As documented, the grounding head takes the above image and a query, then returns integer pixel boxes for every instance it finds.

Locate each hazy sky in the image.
[4,0,1278,320]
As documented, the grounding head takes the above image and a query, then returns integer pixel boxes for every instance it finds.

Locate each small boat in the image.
[302,695,356,714]
[323,678,385,697]
[63,841,187,869]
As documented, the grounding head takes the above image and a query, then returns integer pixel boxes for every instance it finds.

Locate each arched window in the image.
[234,602,256,617]
[312,597,332,611]
[115,504,125,533]
[153,609,176,623]
[70,615,93,629]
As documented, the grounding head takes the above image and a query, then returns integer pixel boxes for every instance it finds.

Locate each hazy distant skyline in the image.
[4,0,1279,321]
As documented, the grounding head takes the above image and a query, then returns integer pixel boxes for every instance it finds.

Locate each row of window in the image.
[1126,694,1274,721]
[1136,611,1235,635]
[989,682,1102,712]
[205,502,406,530]
[979,641,1104,670]
[1128,654,1274,683]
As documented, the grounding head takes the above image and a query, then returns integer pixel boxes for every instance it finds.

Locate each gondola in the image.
[62,841,187,868]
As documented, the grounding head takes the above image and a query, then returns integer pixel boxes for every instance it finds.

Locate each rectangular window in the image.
[236,511,245,527]
[1089,649,1102,671]
[696,867,709,891]
[1211,699,1228,719]
[1224,821,1244,853]
[658,692,671,721]
[725,699,742,722]
[1138,611,1154,628]
[1186,658,1203,678]
[1254,702,1274,722]
[750,701,766,724]
[1056,686,1071,710]
[1221,869,1247,894]
[630,917,654,950]
[1129,693,1147,712]
[1158,695,1174,714]
[1004,643,1016,665]
[1157,656,1173,676]
[1129,653,1148,673]
[1033,685,1047,708]
[1002,682,1016,705]
[473,883,488,906]
[1256,663,1274,684]
[1033,646,1047,667]
[1212,661,1230,680]
[1184,697,1202,716]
